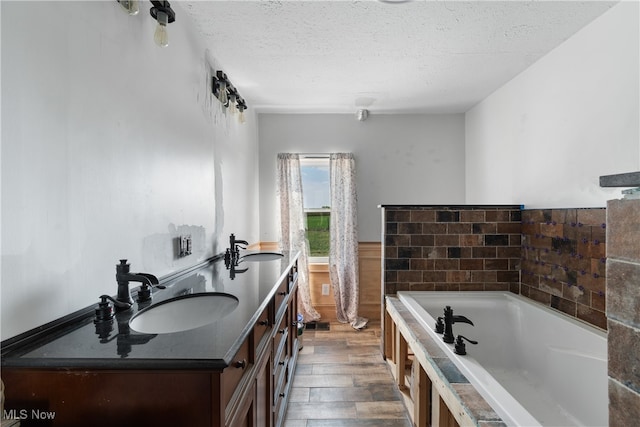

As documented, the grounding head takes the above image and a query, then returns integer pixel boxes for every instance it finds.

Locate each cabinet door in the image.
[255,349,272,427]
[230,383,256,427]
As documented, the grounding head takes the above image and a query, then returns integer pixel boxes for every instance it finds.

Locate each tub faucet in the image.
[443,305,474,344]
[115,259,161,308]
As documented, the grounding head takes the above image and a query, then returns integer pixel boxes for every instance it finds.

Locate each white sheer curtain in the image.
[277,153,321,322]
[329,153,367,330]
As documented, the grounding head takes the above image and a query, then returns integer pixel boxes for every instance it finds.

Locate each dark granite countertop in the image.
[1,251,298,370]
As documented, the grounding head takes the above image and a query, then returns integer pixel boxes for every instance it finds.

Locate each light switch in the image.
[179,235,192,257]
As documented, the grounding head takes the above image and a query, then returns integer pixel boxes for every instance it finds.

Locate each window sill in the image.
[309,262,329,272]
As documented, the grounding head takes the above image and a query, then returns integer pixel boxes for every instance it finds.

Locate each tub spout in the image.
[452,315,474,326]
[443,306,474,344]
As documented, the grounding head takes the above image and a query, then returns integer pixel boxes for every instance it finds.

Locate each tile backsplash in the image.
[382,205,522,295]
[382,205,608,330]
[521,208,607,329]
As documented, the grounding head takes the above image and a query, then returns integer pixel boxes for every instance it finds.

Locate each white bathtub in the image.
[397,291,607,427]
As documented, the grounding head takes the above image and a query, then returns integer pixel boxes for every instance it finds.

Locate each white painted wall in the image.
[1,1,259,339]
[465,1,639,208]
[258,114,466,242]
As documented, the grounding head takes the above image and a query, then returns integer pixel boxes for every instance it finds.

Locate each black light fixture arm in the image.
[149,0,175,23]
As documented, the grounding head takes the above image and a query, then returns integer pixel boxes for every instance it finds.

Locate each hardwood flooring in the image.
[284,322,412,427]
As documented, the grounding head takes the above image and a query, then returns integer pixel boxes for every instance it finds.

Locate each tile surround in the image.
[521,208,607,329]
[382,205,609,330]
[383,205,522,295]
[606,198,640,426]
[379,202,640,426]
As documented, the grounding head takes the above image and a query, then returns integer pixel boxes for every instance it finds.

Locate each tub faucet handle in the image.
[454,335,478,356]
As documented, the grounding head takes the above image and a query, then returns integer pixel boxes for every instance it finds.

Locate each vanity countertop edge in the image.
[1,251,299,371]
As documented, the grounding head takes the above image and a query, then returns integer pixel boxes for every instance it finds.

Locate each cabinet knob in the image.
[235,359,247,369]
[279,392,286,398]
[278,328,287,335]
[278,361,285,366]
[278,291,287,296]
[259,320,269,326]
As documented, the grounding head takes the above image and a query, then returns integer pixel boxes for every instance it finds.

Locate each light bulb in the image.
[228,96,238,115]
[154,11,169,47]
[118,0,139,15]
[217,83,228,105]
[127,0,139,15]
[238,109,246,124]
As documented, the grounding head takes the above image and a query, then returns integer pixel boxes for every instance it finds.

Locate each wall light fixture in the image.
[212,70,248,123]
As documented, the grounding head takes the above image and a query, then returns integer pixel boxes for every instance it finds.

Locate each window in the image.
[300,157,330,260]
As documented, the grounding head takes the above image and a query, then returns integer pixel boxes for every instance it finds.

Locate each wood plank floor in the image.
[284,322,412,427]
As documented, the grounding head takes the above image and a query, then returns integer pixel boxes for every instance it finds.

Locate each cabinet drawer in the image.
[222,337,251,408]
[253,305,271,356]
[274,278,289,318]
[273,380,288,427]
[273,328,289,396]
[288,265,297,293]
[273,308,289,361]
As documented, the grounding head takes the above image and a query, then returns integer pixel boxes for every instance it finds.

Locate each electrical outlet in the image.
[321,283,330,295]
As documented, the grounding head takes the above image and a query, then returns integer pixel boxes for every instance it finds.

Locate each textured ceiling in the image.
[182,0,617,113]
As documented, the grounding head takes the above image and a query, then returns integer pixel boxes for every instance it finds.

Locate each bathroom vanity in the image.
[1,252,300,427]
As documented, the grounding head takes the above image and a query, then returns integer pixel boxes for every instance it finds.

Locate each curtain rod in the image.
[300,153,330,159]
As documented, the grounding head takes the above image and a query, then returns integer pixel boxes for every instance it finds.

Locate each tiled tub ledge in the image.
[385,296,506,427]
[599,171,640,187]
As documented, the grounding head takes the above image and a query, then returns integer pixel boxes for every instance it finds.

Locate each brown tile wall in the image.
[606,198,640,426]
[383,206,522,295]
[383,205,609,330]
[521,208,607,329]
[384,202,640,424]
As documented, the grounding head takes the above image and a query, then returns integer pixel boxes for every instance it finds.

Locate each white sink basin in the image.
[239,252,284,262]
[129,293,239,334]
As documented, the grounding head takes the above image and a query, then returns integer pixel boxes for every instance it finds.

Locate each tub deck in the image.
[386,291,607,427]
[385,296,506,427]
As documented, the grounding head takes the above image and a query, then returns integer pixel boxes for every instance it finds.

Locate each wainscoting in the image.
[260,242,382,323]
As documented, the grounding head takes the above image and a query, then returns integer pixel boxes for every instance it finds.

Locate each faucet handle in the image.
[95,295,131,323]
[136,280,166,303]
[95,295,115,323]
[454,335,478,356]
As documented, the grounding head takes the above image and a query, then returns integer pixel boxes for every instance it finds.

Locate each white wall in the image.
[1,1,259,339]
[258,113,466,242]
[465,1,639,208]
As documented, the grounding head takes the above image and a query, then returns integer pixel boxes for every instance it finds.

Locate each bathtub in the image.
[396,291,607,427]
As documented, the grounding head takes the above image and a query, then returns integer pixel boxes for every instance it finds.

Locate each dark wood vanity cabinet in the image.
[229,268,300,427]
[2,259,300,427]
